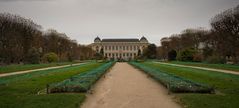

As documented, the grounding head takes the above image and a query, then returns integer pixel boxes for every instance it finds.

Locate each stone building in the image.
[91,36,149,60]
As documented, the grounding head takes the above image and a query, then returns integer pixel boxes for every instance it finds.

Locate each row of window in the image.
[103,45,140,51]
[105,53,137,57]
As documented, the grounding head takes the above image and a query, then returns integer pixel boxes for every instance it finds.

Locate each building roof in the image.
[94,36,101,42]
[101,39,140,42]
[140,36,148,42]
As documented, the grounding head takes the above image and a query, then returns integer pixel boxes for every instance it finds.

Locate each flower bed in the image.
[129,62,214,93]
[47,61,115,93]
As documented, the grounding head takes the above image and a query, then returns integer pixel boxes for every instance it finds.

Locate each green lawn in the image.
[0,61,83,74]
[167,61,239,72]
[142,62,239,108]
[0,62,103,108]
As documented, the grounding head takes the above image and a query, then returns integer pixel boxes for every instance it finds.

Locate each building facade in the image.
[91,36,149,60]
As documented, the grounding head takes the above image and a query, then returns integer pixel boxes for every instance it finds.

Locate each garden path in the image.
[0,63,84,77]
[156,62,239,75]
[81,62,181,108]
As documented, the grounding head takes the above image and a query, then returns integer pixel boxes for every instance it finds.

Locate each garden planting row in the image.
[47,61,115,93]
[129,62,214,93]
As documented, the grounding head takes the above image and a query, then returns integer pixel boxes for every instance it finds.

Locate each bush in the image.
[206,55,226,64]
[43,52,58,63]
[26,47,40,64]
[177,49,196,61]
[168,50,177,61]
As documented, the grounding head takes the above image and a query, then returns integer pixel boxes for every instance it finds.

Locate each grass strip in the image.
[129,61,214,93]
[0,62,103,108]
[144,62,239,108]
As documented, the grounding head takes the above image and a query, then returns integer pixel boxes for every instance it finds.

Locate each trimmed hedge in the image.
[47,61,115,93]
[129,62,214,93]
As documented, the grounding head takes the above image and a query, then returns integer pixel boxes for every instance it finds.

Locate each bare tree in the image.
[211,5,239,63]
[0,13,41,64]
[0,13,92,64]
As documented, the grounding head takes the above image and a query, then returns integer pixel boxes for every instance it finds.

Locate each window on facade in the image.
[130,53,132,56]
[96,46,99,52]
[123,53,125,57]
[130,46,132,51]
[116,46,118,50]
[123,46,125,50]
[105,46,107,51]
[109,46,111,50]
[134,46,136,51]
[126,46,129,50]
[105,53,107,57]
[109,53,111,57]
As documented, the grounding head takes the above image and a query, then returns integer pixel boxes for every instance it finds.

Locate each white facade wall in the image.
[92,40,148,60]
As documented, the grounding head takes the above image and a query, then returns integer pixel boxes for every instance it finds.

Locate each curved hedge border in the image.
[129,62,214,93]
[47,61,115,93]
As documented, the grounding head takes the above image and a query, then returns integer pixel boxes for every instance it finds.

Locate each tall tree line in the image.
[0,13,94,64]
[158,5,239,64]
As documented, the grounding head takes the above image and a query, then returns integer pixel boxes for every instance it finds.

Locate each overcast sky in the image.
[0,0,238,45]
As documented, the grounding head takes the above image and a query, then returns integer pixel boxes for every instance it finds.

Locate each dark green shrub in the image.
[143,44,157,59]
[26,47,40,64]
[43,52,58,63]
[168,50,177,61]
[177,49,196,61]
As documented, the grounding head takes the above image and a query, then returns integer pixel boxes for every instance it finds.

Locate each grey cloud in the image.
[0,0,54,2]
[0,0,238,45]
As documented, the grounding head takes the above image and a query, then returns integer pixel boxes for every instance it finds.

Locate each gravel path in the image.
[81,62,181,108]
[0,63,84,78]
[156,62,239,75]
